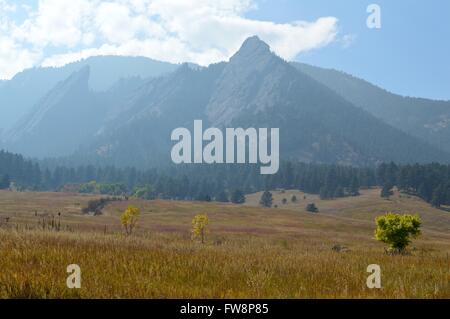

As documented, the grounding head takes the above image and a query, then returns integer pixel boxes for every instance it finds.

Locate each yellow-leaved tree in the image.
[192,214,209,244]
[374,213,421,253]
[120,205,141,235]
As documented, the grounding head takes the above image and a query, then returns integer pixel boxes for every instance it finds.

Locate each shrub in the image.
[132,185,156,200]
[82,198,113,215]
[97,183,127,196]
[78,181,127,196]
[79,181,97,194]
[120,205,141,235]
[192,214,209,244]
[374,213,421,253]
[306,203,318,213]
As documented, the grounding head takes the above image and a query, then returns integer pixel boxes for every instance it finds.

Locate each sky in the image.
[0,0,449,100]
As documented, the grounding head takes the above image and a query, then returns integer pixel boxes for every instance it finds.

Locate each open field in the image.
[0,189,449,298]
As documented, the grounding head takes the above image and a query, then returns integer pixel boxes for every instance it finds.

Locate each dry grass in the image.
[0,189,449,299]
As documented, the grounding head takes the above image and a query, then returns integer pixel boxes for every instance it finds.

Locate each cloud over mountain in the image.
[0,0,339,79]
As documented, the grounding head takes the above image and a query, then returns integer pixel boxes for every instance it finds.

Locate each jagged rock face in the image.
[3,67,99,157]
[0,56,177,131]
[1,36,449,166]
[206,36,288,126]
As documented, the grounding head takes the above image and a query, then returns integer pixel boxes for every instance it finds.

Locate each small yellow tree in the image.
[375,213,421,253]
[192,214,209,244]
[120,205,141,235]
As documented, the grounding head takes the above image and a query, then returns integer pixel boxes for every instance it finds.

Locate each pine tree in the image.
[231,189,246,204]
[319,186,330,200]
[349,176,360,196]
[216,191,229,203]
[259,191,273,208]
[381,183,394,199]
[431,185,445,208]
[334,186,345,198]
[0,174,10,189]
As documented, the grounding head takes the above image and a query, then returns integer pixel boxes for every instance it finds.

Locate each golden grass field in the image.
[0,188,449,298]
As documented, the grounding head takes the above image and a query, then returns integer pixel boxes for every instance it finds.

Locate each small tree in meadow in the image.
[306,203,319,213]
[192,214,209,244]
[374,213,421,253]
[381,184,394,199]
[291,195,297,203]
[231,189,246,204]
[259,191,273,208]
[120,205,141,235]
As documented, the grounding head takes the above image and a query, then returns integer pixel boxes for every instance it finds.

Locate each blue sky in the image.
[0,0,449,100]
[249,0,450,100]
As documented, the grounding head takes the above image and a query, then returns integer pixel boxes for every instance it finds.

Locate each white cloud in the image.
[0,0,16,14]
[340,33,357,49]
[0,35,41,79]
[0,0,341,79]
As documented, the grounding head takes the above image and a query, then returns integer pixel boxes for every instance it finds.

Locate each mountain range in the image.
[0,56,176,131]
[1,36,449,167]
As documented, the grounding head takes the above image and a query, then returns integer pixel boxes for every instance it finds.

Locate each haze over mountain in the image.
[0,56,177,131]
[1,36,449,167]
[293,63,450,153]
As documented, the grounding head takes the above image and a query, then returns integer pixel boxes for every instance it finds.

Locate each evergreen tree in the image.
[319,186,330,200]
[216,191,229,203]
[431,184,445,208]
[260,191,273,207]
[349,176,360,196]
[381,183,394,199]
[231,189,246,204]
[306,203,319,213]
[0,174,10,189]
[334,186,345,198]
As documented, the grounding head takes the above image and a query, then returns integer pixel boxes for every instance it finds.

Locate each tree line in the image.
[2,149,450,208]
[378,162,450,208]
[0,149,377,199]
[0,150,41,189]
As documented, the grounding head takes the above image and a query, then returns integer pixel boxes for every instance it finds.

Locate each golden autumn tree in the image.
[192,214,209,244]
[120,205,141,235]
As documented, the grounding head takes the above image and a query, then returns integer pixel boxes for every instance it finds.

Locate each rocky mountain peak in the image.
[230,36,273,63]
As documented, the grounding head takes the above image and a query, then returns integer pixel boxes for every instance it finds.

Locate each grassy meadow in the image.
[0,188,449,298]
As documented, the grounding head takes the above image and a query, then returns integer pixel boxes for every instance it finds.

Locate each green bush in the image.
[306,203,318,213]
[374,213,421,253]
[132,185,156,200]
